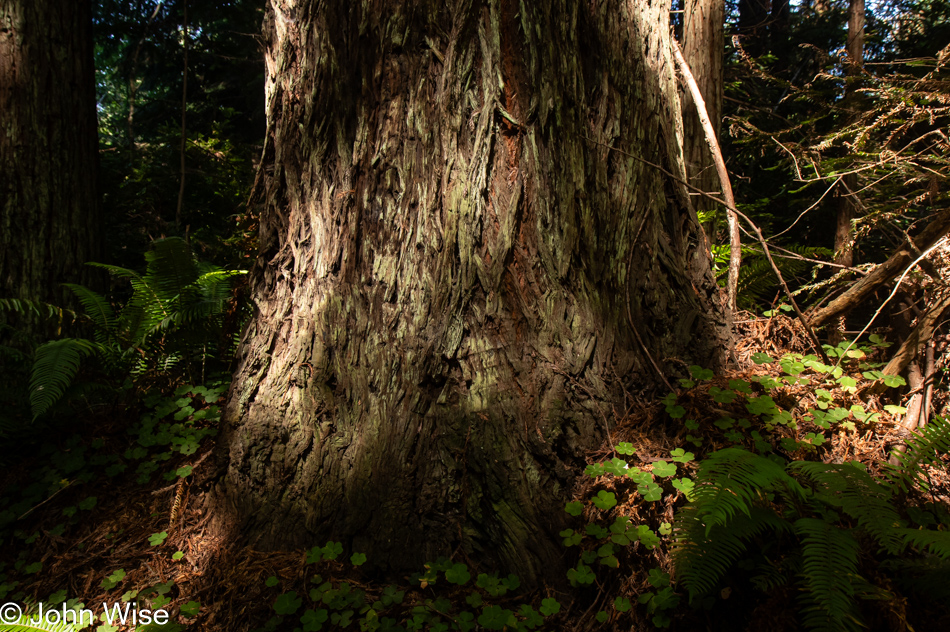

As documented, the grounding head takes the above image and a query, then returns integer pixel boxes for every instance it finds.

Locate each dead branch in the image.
[880,294,950,379]
[807,210,950,328]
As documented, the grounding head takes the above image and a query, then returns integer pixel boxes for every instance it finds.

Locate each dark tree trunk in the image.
[681,0,724,231]
[832,0,865,338]
[213,0,727,583]
[0,0,101,324]
[738,0,771,57]
[770,0,791,70]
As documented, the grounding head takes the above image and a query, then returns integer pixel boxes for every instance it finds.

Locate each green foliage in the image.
[886,415,950,493]
[19,238,245,418]
[0,613,86,632]
[794,518,863,632]
[93,0,264,267]
[258,550,562,632]
[28,339,101,420]
[675,446,950,631]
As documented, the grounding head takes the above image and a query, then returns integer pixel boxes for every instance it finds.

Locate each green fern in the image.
[144,237,199,308]
[29,339,102,419]
[886,415,950,493]
[61,284,114,344]
[713,244,833,308]
[674,448,802,598]
[791,461,903,555]
[676,505,792,598]
[675,447,950,631]
[686,447,804,532]
[21,238,245,418]
[794,518,863,632]
[896,528,950,559]
[0,299,81,326]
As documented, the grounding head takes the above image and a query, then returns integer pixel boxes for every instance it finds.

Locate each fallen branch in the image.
[880,294,950,379]
[834,236,950,373]
[807,210,950,328]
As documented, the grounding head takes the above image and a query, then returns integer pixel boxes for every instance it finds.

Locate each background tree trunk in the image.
[681,0,727,289]
[0,0,101,328]
[213,0,727,583]
[836,0,865,271]
[832,0,865,338]
[682,0,724,211]
[738,0,770,57]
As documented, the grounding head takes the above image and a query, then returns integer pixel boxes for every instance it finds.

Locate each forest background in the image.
[1,0,950,631]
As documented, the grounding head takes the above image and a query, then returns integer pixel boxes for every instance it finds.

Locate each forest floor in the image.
[0,315,948,632]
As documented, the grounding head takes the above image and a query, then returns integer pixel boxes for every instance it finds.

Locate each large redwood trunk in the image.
[0,0,101,327]
[213,0,727,582]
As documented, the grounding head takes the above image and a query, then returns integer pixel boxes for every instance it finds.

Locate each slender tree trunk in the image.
[212,0,727,582]
[832,0,865,338]
[836,0,865,269]
[682,0,724,188]
[0,0,101,330]
[770,0,791,70]
[738,0,770,57]
[176,0,189,230]
[681,0,737,311]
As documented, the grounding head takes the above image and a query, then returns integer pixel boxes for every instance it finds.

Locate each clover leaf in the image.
[591,490,617,510]
[274,591,302,615]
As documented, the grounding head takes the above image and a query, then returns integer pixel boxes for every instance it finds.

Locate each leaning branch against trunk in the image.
[671,38,741,314]
[807,210,950,328]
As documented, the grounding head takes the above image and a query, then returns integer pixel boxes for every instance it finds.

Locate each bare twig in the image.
[769,175,842,239]
[807,210,950,327]
[19,481,72,520]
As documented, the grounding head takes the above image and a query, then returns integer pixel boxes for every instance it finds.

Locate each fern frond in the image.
[29,339,101,419]
[897,528,950,559]
[0,611,87,631]
[84,262,144,280]
[0,344,27,363]
[0,299,80,323]
[675,505,792,599]
[144,237,199,307]
[886,416,950,493]
[791,461,903,555]
[86,262,164,343]
[147,269,244,336]
[62,284,114,342]
[794,517,864,632]
[689,448,804,532]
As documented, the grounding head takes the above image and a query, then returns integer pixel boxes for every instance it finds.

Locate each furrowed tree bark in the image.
[807,211,950,328]
[0,0,101,333]
[213,0,727,582]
